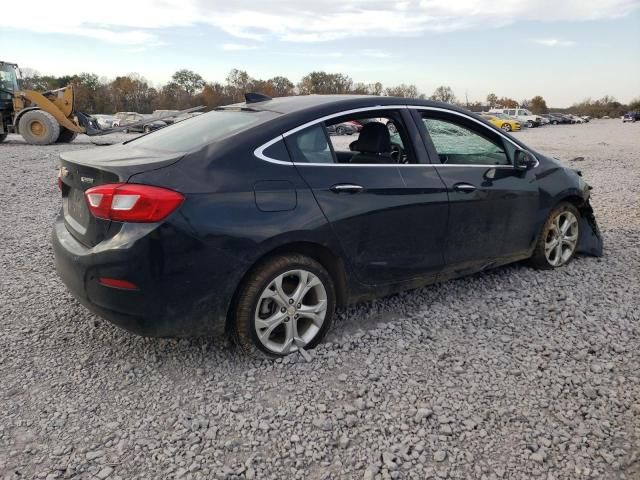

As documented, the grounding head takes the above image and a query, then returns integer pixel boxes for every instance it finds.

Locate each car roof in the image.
[226,95,456,115]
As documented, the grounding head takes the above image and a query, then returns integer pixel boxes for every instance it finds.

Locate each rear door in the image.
[282,107,448,285]
[412,108,539,272]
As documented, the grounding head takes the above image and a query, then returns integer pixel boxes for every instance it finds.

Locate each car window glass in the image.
[507,110,516,116]
[422,118,510,166]
[262,139,291,162]
[286,125,334,164]
[129,110,277,152]
[325,112,415,164]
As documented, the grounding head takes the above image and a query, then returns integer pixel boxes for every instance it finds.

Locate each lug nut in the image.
[281,307,286,313]
[297,303,301,308]
[289,299,294,304]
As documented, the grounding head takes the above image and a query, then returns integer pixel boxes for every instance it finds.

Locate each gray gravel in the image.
[1,120,639,479]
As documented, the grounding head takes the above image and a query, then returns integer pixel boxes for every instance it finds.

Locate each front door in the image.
[414,110,540,272]
[284,108,448,285]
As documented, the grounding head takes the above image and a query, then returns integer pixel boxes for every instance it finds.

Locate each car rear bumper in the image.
[52,214,240,337]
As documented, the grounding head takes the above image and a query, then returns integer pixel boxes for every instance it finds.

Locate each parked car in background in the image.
[544,114,566,125]
[92,114,117,129]
[490,108,542,128]
[480,114,521,132]
[623,111,639,123]
[113,112,168,133]
[327,122,358,135]
[53,94,603,357]
[581,116,591,122]
[550,114,574,124]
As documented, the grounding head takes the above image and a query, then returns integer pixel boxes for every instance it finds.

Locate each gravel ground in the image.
[1,120,639,480]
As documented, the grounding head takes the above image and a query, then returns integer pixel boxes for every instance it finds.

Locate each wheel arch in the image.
[14,107,40,134]
[557,193,586,210]
[225,241,350,333]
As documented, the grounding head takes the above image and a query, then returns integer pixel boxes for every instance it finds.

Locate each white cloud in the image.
[1,0,638,45]
[534,38,577,47]
[221,43,258,51]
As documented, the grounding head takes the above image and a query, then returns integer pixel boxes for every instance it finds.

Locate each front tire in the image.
[232,254,336,358]
[501,123,512,132]
[19,110,60,145]
[527,120,534,128]
[530,203,580,269]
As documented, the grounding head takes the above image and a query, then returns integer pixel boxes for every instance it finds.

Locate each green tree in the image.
[430,85,456,103]
[268,76,295,97]
[486,93,498,108]
[171,69,205,96]
[385,84,421,98]
[528,95,549,114]
[497,97,518,108]
[225,69,252,102]
[297,72,353,95]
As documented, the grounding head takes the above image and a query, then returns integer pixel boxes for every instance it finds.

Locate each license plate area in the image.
[64,188,90,233]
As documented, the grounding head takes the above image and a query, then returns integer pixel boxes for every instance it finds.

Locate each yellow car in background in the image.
[481,114,521,132]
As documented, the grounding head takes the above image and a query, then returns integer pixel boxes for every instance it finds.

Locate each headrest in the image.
[349,122,391,154]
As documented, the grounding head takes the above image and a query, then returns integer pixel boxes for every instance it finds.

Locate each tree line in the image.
[19,68,638,118]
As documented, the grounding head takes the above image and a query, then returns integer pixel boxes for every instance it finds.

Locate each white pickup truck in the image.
[490,108,543,128]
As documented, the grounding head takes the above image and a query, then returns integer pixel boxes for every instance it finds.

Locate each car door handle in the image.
[330,184,364,194]
[453,183,477,193]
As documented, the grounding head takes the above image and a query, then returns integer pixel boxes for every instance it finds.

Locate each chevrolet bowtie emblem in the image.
[60,166,69,178]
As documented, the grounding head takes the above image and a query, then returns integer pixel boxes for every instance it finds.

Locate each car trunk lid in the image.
[59,144,184,247]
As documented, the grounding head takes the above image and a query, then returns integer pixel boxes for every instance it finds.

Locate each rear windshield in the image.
[128,109,278,152]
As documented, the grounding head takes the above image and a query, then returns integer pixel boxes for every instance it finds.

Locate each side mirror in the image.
[514,149,538,170]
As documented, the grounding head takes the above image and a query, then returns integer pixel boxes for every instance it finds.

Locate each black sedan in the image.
[53,95,603,357]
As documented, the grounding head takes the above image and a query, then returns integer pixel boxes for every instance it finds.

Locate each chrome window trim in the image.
[253,104,539,169]
[253,135,292,165]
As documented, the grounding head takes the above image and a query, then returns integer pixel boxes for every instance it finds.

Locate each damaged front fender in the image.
[577,200,603,257]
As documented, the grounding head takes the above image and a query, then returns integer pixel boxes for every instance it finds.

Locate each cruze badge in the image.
[60,166,69,177]
[81,176,94,184]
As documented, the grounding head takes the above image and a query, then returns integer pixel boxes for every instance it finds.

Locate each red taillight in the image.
[84,183,184,222]
[98,277,139,290]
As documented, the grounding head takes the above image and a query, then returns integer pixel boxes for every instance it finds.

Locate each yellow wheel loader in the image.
[0,61,203,145]
[0,61,104,145]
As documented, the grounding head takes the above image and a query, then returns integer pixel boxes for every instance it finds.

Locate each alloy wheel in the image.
[544,211,579,267]
[254,269,328,354]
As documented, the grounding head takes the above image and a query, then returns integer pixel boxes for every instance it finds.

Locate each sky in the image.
[1,0,639,107]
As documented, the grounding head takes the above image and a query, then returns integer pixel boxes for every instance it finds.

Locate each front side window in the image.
[422,118,510,166]
[507,110,516,116]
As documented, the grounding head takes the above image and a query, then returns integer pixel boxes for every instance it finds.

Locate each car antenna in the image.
[245,92,272,104]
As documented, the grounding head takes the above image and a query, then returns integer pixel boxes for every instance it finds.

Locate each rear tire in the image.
[501,123,512,132]
[232,254,336,358]
[19,110,60,145]
[0,133,7,143]
[56,127,78,143]
[527,120,534,128]
[530,202,580,270]
[336,126,345,135]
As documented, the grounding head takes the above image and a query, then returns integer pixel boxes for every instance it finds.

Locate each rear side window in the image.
[130,110,277,153]
[262,139,291,162]
[285,125,335,164]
